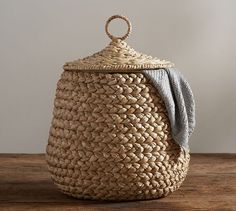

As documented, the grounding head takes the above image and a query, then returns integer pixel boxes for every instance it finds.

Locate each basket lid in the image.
[63,15,174,72]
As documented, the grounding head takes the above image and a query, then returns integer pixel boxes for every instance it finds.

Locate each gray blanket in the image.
[143,68,195,150]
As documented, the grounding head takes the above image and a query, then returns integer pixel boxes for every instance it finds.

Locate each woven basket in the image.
[46,15,190,201]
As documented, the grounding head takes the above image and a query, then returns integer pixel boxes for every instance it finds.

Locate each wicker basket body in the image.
[46,71,190,201]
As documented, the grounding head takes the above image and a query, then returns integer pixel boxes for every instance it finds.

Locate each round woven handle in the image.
[105,15,132,41]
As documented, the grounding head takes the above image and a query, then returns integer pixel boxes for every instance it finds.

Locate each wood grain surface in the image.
[0,154,235,210]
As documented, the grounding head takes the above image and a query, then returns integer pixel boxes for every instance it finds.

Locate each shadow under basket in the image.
[46,15,190,201]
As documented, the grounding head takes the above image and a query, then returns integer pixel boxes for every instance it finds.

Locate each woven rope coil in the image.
[46,71,190,201]
[105,15,132,41]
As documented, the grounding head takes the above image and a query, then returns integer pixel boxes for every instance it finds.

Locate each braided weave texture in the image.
[46,71,190,201]
[63,40,174,72]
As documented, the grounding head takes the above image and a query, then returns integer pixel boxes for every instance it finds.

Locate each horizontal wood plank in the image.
[0,154,235,210]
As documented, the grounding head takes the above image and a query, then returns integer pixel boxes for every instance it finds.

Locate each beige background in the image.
[0,0,235,153]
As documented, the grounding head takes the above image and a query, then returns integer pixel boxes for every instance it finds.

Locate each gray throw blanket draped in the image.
[143,68,195,150]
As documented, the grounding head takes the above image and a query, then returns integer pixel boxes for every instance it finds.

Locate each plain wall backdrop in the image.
[0,0,236,153]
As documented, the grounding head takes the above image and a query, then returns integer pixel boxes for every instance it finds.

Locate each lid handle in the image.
[105,15,132,41]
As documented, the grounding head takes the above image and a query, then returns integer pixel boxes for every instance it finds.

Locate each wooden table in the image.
[0,154,235,210]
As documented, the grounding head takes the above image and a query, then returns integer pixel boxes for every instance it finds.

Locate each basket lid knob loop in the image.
[105,15,132,41]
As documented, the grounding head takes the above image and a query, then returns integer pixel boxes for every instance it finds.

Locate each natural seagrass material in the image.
[46,71,190,201]
[63,15,174,72]
[46,15,190,201]
[63,40,174,72]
